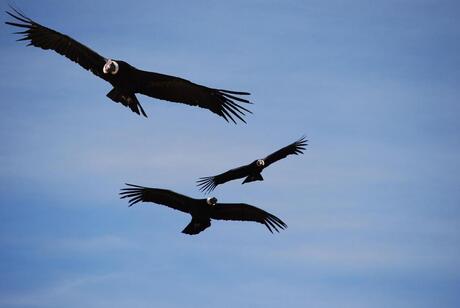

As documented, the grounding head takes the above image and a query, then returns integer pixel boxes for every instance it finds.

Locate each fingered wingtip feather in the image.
[221,92,251,104]
[6,10,30,24]
[265,218,278,232]
[218,109,230,123]
[224,99,253,115]
[297,135,308,143]
[225,111,238,124]
[13,30,30,34]
[213,88,252,124]
[264,222,274,233]
[218,89,250,96]
[196,176,212,183]
[128,196,143,206]
[223,104,246,124]
[120,188,136,191]
[271,215,287,228]
[220,107,236,124]
[124,183,143,188]
[5,21,30,28]
[197,177,217,194]
[7,4,23,15]
[120,192,140,198]
[265,213,287,232]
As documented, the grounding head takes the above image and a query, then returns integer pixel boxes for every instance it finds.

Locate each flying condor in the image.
[5,8,251,123]
[197,136,307,193]
[120,184,287,235]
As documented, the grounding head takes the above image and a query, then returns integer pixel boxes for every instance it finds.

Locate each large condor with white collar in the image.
[5,8,251,123]
[120,184,286,235]
[197,136,307,193]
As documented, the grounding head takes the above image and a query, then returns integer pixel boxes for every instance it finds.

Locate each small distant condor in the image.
[198,136,307,193]
[120,184,287,235]
[5,7,251,123]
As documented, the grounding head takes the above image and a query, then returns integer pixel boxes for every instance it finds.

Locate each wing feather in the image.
[5,7,107,79]
[119,184,195,214]
[210,203,287,233]
[134,70,252,124]
[197,164,253,194]
[263,136,308,167]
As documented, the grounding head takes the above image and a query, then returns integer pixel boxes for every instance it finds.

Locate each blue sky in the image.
[0,0,459,307]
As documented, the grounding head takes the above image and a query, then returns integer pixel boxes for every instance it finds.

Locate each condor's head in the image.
[206,197,217,206]
[103,59,119,75]
[256,159,265,167]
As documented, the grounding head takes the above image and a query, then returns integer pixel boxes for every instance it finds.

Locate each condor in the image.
[5,8,251,123]
[198,136,307,193]
[120,184,286,235]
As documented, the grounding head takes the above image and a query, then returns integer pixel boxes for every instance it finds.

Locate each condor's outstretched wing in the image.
[197,164,253,194]
[119,184,195,214]
[134,69,252,124]
[5,7,107,79]
[263,136,308,167]
[210,203,287,233]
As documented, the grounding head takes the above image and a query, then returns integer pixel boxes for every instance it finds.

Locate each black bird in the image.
[5,8,251,123]
[120,184,287,235]
[197,136,307,193]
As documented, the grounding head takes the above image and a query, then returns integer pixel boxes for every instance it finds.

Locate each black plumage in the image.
[5,8,251,123]
[197,136,307,193]
[120,184,287,235]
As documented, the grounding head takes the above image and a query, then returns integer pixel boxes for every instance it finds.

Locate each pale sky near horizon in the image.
[1,1,459,307]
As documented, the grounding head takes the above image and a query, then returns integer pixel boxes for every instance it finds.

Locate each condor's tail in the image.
[182,217,211,235]
[242,173,264,184]
[106,88,147,117]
